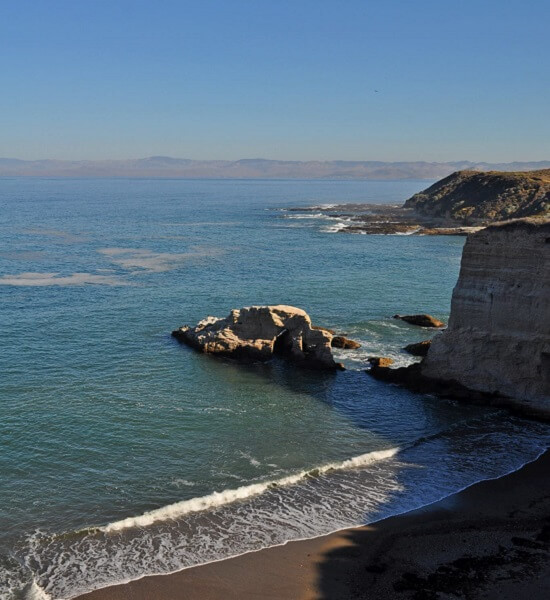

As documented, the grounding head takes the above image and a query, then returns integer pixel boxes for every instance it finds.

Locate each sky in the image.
[1,0,549,162]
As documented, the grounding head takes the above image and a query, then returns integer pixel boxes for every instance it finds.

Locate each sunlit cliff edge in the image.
[371,218,550,418]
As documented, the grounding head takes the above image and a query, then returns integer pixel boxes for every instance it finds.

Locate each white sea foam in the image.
[335,346,416,370]
[0,560,52,600]
[26,580,52,600]
[321,221,349,233]
[394,227,421,235]
[172,478,196,488]
[17,421,550,600]
[239,451,262,467]
[283,212,331,220]
[101,447,400,532]
[308,203,337,209]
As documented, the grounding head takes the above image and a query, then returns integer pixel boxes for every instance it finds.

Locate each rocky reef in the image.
[371,218,550,418]
[283,168,549,235]
[405,169,550,223]
[172,305,343,370]
[283,203,482,236]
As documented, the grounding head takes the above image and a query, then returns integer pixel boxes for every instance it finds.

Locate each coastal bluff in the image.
[405,169,550,223]
[290,168,549,236]
[421,218,550,413]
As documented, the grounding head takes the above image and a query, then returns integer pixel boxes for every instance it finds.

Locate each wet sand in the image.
[77,449,550,600]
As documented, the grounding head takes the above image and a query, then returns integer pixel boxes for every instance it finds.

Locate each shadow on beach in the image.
[313,450,550,599]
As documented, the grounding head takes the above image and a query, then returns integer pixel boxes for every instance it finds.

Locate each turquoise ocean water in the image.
[1,178,549,599]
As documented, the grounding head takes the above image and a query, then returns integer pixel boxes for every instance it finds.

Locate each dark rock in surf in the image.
[331,336,361,349]
[312,325,336,335]
[367,356,394,368]
[404,340,432,356]
[393,314,445,328]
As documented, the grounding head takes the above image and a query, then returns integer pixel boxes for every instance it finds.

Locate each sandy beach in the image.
[77,448,550,600]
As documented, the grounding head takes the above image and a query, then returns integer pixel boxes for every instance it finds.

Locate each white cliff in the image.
[421,218,550,413]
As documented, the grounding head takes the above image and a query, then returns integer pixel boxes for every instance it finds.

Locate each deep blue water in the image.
[1,178,549,599]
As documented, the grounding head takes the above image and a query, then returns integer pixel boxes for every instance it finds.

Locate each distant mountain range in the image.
[1,156,549,180]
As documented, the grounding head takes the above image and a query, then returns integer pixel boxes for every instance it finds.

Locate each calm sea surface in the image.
[1,179,549,599]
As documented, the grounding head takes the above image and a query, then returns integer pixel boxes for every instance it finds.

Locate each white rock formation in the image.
[173,305,340,370]
[422,219,550,413]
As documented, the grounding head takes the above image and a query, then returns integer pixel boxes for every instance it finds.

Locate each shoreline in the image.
[76,448,550,600]
[284,202,484,236]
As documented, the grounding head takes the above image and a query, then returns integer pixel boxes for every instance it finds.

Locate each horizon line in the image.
[2,156,550,164]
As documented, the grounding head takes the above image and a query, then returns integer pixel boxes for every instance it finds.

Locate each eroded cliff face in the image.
[421,219,550,413]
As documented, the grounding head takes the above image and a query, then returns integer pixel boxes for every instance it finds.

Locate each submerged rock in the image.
[368,362,529,414]
[368,362,423,386]
[404,339,432,356]
[393,314,445,328]
[331,335,361,349]
[172,305,340,370]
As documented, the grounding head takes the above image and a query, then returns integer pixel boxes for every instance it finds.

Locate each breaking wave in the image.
[102,447,400,532]
[9,416,550,600]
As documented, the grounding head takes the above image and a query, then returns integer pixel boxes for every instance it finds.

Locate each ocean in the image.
[1,178,549,600]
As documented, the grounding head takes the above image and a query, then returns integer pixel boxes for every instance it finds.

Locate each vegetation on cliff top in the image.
[404,169,550,223]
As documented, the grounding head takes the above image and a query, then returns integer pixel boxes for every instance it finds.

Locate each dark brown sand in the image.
[77,449,550,600]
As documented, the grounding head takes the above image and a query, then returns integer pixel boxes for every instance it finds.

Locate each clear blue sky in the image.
[1,0,549,162]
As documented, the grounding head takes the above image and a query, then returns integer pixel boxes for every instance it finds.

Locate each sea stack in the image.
[421,218,550,413]
[173,305,342,370]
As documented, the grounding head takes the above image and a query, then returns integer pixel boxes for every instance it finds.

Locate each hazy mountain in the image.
[0,157,549,180]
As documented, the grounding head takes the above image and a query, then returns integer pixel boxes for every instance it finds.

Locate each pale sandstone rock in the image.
[422,218,550,412]
[173,305,340,370]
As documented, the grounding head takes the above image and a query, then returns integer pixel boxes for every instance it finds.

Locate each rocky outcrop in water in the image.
[404,340,432,356]
[367,357,394,368]
[331,336,361,349]
[285,203,483,236]
[393,314,445,328]
[405,169,550,223]
[172,305,342,370]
